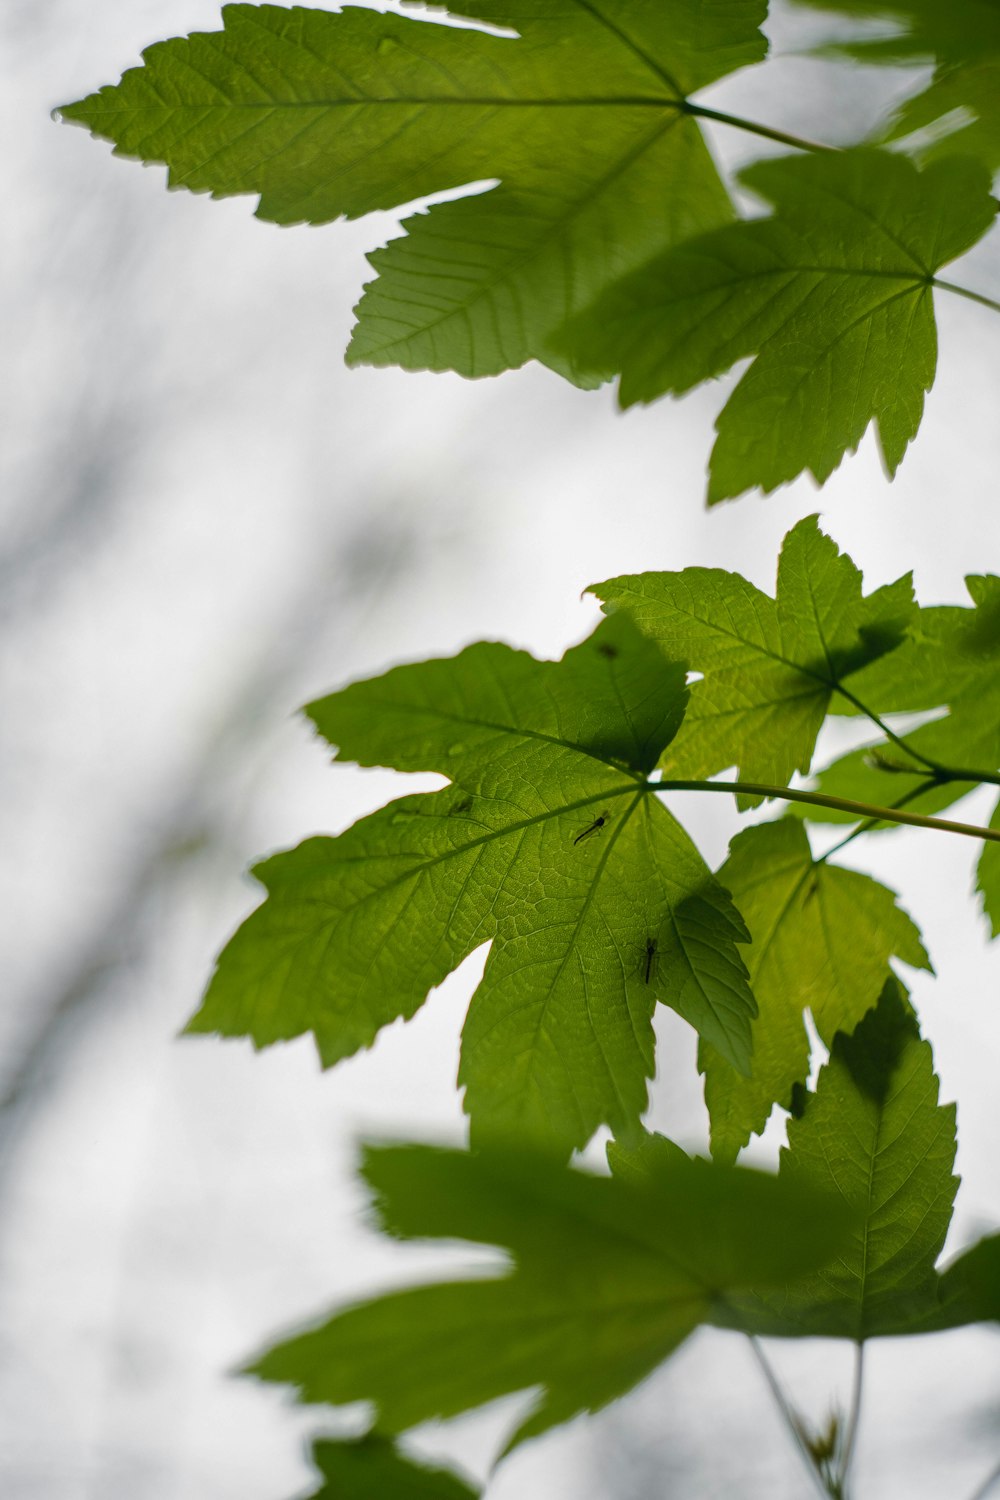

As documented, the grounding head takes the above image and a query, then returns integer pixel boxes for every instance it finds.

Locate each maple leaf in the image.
[716,981,966,1340]
[792,0,1000,172]
[188,616,756,1156]
[247,1141,854,1453]
[592,516,914,800]
[558,149,996,499]
[58,0,767,382]
[303,1435,479,1500]
[925,1234,1000,1331]
[700,820,930,1162]
[798,574,1000,928]
[977,801,1000,936]
[831,573,1000,721]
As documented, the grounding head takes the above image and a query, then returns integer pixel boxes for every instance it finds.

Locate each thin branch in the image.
[814,782,939,864]
[684,101,838,155]
[967,1458,1000,1500]
[654,778,1000,844]
[748,1336,833,1500]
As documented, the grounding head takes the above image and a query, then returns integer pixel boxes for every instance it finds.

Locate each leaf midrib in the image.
[74,94,683,113]
[257,782,647,993]
[466,786,647,1137]
[323,695,650,779]
[356,110,687,356]
[512,780,644,1128]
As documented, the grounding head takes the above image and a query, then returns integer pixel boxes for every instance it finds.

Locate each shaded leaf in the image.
[304,1435,479,1500]
[715,980,960,1339]
[59,0,766,381]
[825,576,1000,725]
[927,1234,1000,1330]
[558,149,996,499]
[592,516,914,799]
[792,0,1000,171]
[189,616,756,1156]
[701,820,930,1162]
[606,1127,690,1185]
[832,574,1000,720]
[804,575,1000,857]
[977,797,1000,936]
[249,1142,854,1452]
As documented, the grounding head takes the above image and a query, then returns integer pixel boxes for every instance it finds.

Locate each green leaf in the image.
[558,149,996,499]
[791,0,1000,171]
[188,616,756,1156]
[248,1142,855,1452]
[929,1234,1000,1329]
[884,61,1000,173]
[715,980,960,1339]
[58,0,766,382]
[606,1127,690,1185]
[304,1436,479,1500]
[977,798,1000,936]
[833,574,1000,720]
[803,574,1000,838]
[701,820,931,1162]
[592,516,914,799]
[790,0,1000,65]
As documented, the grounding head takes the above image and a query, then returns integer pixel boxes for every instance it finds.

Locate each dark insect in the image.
[573,812,609,845]
[644,937,658,984]
[596,642,619,659]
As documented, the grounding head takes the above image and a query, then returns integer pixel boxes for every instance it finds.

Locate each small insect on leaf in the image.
[645,937,658,984]
[574,812,610,845]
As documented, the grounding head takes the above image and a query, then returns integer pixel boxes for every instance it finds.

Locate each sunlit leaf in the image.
[700,821,930,1161]
[593,516,914,798]
[189,616,755,1156]
[716,980,961,1338]
[59,0,768,381]
[559,149,995,499]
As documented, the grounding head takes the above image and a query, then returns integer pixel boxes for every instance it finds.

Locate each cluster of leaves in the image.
[60,0,999,502]
[191,517,1000,1159]
[258,988,1000,1478]
[58,1,1000,1494]
[793,0,1000,173]
[183,515,1000,1479]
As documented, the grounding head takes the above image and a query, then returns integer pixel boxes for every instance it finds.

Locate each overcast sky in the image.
[3,3,1000,1497]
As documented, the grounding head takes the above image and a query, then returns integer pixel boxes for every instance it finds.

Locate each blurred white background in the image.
[2,2,1000,1496]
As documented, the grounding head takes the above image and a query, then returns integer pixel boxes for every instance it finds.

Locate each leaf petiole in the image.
[836,1342,865,1497]
[748,1336,835,1500]
[683,101,838,156]
[832,685,1000,789]
[932,279,1000,318]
